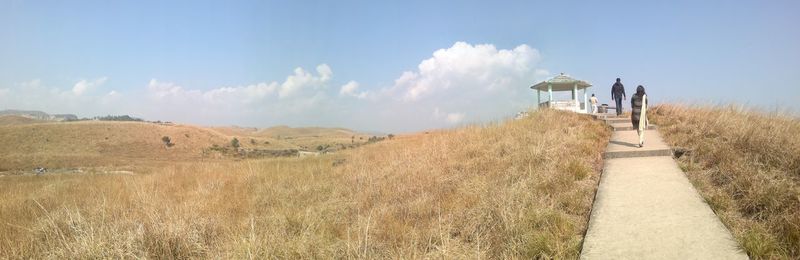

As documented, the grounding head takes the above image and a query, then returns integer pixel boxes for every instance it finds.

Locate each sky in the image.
[1,0,799,133]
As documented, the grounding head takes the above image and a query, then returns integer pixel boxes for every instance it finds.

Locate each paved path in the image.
[580,114,748,259]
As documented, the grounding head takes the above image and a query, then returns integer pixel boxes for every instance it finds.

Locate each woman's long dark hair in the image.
[636,85,646,96]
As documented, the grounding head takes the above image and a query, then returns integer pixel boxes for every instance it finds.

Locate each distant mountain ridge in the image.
[0,109,78,121]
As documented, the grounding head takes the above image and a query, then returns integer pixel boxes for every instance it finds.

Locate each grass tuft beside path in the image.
[651,104,800,260]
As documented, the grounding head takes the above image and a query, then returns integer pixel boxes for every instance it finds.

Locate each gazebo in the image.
[530,73,593,113]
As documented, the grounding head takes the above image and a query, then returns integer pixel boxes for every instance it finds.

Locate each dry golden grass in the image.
[651,104,800,260]
[0,121,230,170]
[0,109,610,258]
[0,121,373,171]
[211,125,374,151]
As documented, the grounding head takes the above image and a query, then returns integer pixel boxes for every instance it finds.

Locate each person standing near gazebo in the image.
[611,78,626,115]
[631,85,648,147]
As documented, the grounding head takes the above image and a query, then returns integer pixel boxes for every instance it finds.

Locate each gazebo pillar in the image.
[573,83,579,112]
[584,87,589,113]
[547,83,553,108]
[537,89,541,108]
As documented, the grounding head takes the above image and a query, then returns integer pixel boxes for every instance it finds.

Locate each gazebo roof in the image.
[530,73,592,91]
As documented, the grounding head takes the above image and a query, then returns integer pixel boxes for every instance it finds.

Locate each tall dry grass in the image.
[650,104,800,259]
[0,109,610,259]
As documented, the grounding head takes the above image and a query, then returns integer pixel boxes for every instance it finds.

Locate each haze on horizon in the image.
[1,0,798,133]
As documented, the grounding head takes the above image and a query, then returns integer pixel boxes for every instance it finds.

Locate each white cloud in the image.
[278,64,332,98]
[339,80,367,99]
[132,64,347,125]
[201,82,278,104]
[432,107,466,124]
[317,64,332,82]
[371,41,547,131]
[393,42,540,101]
[147,79,185,99]
[19,79,42,88]
[0,78,126,117]
[339,80,358,95]
[446,113,465,124]
[100,90,122,105]
[146,63,331,106]
[72,77,108,96]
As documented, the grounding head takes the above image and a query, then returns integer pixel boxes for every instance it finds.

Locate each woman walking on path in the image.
[631,85,648,147]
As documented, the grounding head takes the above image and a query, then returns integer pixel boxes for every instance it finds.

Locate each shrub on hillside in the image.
[367,136,385,143]
[231,138,240,150]
[161,136,173,147]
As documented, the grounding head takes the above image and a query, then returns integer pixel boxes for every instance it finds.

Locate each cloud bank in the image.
[0,42,549,132]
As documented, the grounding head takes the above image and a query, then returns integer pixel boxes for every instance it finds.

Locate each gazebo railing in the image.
[539,100,588,113]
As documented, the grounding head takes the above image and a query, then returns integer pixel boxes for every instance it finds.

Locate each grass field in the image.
[0,109,610,258]
[0,121,229,170]
[0,120,373,171]
[651,104,800,259]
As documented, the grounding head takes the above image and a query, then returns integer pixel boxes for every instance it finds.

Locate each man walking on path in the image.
[590,94,599,114]
[611,78,626,115]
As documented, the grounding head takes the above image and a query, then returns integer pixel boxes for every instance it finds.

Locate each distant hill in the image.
[0,115,47,126]
[210,125,374,152]
[257,125,360,138]
[0,120,378,170]
[0,109,77,121]
[0,121,232,170]
[93,115,143,121]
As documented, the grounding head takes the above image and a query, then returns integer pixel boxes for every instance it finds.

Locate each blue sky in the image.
[1,0,798,132]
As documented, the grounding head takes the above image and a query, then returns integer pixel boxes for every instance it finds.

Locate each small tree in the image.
[161,136,172,147]
[388,134,395,140]
[231,138,240,150]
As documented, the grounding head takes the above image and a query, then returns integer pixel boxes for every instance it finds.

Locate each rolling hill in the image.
[0,115,47,126]
[0,119,372,170]
[0,109,77,121]
[210,125,373,151]
[0,121,229,170]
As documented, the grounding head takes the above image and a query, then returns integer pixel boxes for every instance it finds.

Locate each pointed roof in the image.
[530,73,592,91]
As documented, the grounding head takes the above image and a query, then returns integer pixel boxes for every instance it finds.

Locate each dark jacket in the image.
[611,82,626,100]
[631,94,647,127]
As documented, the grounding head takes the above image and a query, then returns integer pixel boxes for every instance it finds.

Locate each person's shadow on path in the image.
[609,140,639,148]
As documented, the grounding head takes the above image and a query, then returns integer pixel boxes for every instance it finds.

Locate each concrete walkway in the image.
[580,114,748,259]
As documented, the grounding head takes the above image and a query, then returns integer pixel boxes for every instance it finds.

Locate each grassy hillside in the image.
[211,125,374,151]
[0,109,610,258]
[0,115,46,126]
[651,104,800,259]
[1,121,378,171]
[0,121,230,170]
